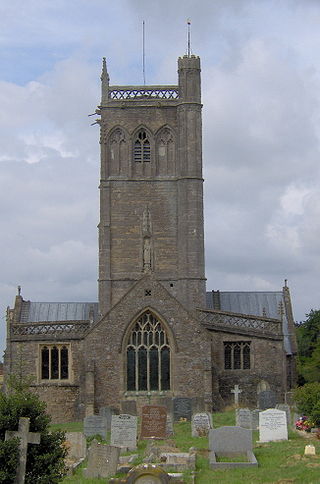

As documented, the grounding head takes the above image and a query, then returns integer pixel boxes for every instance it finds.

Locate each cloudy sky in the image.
[1,0,320,358]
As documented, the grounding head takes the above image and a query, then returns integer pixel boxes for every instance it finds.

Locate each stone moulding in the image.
[10,321,90,339]
[199,309,282,336]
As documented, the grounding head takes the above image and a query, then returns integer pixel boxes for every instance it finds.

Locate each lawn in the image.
[54,411,320,483]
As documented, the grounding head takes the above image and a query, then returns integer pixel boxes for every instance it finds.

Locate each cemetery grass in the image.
[57,411,320,483]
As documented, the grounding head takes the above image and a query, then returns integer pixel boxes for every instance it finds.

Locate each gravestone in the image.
[141,405,167,439]
[166,414,174,436]
[191,412,212,437]
[99,406,117,431]
[173,397,192,421]
[258,390,277,410]
[259,408,288,442]
[5,417,41,484]
[231,384,242,406]
[111,414,137,450]
[275,403,291,427]
[83,439,120,478]
[121,400,137,416]
[236,408,252,429]
[209,426,258,469]
[83,415,108,439]
[251,409,260,430]
[65,432,87,462]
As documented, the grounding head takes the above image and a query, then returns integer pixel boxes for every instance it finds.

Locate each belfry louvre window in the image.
[224,341,251,370]
[40,344,69,380]
[133,129,151,162]
[126,311,170,391]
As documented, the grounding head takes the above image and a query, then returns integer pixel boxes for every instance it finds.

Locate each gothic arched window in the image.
[126,311,170,391]
[133,129,151,162]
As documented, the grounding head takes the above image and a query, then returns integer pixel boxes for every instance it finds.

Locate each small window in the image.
[40,344,70,381]
[224,341,251,370]
[133,129,151,162]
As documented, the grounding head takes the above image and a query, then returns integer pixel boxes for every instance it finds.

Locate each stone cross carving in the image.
[5,417,41,484]
[231,384,242,406]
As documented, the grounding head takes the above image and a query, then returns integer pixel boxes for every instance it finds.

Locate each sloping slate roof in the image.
[206,291,292,355]
[20,302,99,323]
[206,291,283,319]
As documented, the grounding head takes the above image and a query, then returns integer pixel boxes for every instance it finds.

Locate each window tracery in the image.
[224,341,251,370]
[40,344,69,380]
[126,311,170,391]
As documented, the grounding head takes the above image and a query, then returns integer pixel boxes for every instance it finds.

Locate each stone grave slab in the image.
[209,426,258,469]
[65,432,87,462]
[275,403,291,427]
[166,414,174,436]
[141,405,167,439]
[251,409,260,430]
[236,408,253,429]
[83,415,108,439]
[159,452,196,471]
[121,400,137,416]
[111,414,137,450]
[99,406,117,431]
[258,390,277,410]
[83,439,120,479]
[173,397,192,421]
[191,412,212,437]
[259,409,288,442]
[110,464,172,483]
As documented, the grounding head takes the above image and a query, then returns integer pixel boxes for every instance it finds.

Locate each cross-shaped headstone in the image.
[5,417,41,484]
[231,384,242,406]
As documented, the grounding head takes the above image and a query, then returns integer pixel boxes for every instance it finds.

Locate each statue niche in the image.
[109,128,128,175]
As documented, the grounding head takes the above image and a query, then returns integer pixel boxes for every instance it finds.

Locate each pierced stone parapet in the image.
[108,85,179,100]
[199,309,282,337]
[10,320,90,339]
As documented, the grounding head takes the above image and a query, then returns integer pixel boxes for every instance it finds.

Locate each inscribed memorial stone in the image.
[83,415,108,439]
[65,432,87,461]
[111,414,137,450]
[258,390,277,410]
[141,405,167,439]
[259,409,288,442]
[236,408,253,429]
[173,397,192,421]
[191,412,212,436]
[83,439,120,478]
[275,403,291,427]
[99,406,116,431]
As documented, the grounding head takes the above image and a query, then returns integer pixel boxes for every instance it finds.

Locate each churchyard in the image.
[50,409,320,483]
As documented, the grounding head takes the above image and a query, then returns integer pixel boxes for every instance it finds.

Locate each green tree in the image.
[295,309,320,384]
[294,382,320,427]
[0,375,67,484]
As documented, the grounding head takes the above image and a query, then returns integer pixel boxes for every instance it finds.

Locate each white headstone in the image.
[111,414,137,450]
[259,409,288,442]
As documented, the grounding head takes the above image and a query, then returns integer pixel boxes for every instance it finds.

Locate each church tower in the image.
[98,55,206,315]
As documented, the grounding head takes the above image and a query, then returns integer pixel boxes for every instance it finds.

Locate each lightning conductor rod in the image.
[142,20,146,85]
[187,19,191,57]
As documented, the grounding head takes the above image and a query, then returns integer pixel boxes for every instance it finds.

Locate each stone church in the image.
[4,53,297,423]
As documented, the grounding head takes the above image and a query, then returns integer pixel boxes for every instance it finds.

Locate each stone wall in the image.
[211,331,286,408]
